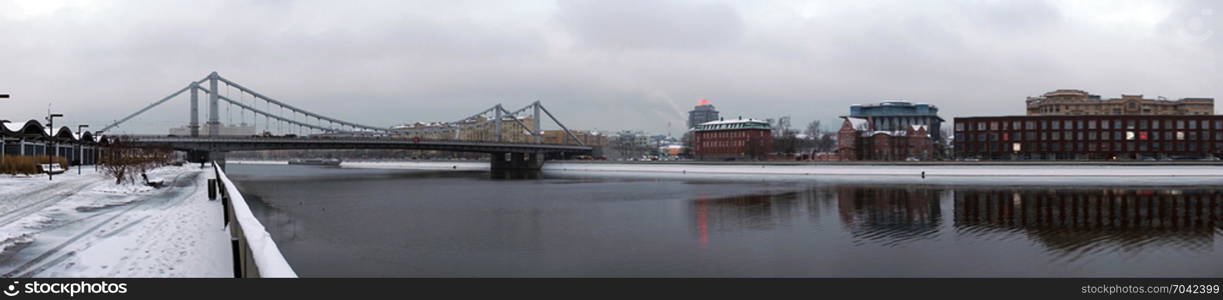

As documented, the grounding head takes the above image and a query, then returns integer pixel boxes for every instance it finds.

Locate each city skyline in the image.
[0,0,1219,135]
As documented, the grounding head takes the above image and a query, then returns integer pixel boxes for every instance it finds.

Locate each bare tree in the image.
[805,120,821,139]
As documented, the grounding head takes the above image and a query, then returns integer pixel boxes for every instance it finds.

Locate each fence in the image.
[212,162,297,278]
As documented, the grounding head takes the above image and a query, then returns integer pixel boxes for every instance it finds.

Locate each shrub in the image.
[1,155,69,175]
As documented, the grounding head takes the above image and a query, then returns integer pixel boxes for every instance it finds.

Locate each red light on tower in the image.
[698,99,709,105]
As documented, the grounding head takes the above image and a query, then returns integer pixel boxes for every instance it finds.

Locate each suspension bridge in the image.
[101,72,593,170]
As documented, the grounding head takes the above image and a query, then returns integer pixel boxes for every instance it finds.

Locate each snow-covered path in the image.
[0,166,230,277]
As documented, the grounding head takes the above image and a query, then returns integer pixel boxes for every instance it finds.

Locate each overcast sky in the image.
[1,0,1220,135]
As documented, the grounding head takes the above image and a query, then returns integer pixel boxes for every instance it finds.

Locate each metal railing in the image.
[212,162,297,278]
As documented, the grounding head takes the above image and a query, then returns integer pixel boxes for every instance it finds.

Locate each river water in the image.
[225,164,1223,277]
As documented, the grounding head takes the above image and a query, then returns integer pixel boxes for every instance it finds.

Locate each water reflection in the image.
[691,189,827,247]
[954,188,1222,256]
[690,185,1223,254]
[837,187,942,246]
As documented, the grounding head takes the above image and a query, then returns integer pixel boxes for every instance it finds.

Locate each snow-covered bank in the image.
[341,161,487,171]
[0,165,230,277]
[317,160,1223,185]
[213,164,297,278]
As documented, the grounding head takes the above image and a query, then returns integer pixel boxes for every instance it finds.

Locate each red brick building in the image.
[837,117,936,161]
[691,119,772,161]
[954,115,1223,160]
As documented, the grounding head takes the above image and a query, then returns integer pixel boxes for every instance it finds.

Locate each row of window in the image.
[700,140,760,148]
[956,130,1223,142]
[697,130,764,139]
[955,119,1223,132]
[958,141,1223,153]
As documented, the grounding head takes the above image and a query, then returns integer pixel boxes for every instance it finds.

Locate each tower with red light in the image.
[688,99,720,129]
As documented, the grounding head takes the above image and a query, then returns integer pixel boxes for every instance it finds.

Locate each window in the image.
[1178,131,1186,140]
[977,122,986,131]
[1102,120,1110,130]
[1052,121,1060,130]
[1153,120,1160,129]
[1013,121,1021,130]
[1178,120,1185,129]
[1190,120,1198,129]
[955,123,964,131]
[1088,120,1096,129]
[1126,131,1135,140]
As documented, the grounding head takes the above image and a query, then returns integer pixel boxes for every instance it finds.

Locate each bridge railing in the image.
[212,162,297,278]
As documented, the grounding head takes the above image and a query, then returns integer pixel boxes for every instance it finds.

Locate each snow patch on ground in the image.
[325,160,1223,185]
[0,165,231,277]
[342,161,487,171]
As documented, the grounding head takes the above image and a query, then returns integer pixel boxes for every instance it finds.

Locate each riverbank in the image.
[0,165,230,277]
[230,159,1223,186]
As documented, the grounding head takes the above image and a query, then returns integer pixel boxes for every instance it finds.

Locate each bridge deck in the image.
[119,136,593,154]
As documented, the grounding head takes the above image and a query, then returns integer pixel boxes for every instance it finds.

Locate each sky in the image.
[0,0,1220,135]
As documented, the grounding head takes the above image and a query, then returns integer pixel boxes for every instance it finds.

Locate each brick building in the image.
[954,115,1223,160]
[837,117,936,161]
[691,119,772,161]
[1026,89,1213,116]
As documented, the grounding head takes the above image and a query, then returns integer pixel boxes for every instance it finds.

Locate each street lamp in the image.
[77,124,88,175]
[47,113,62,181]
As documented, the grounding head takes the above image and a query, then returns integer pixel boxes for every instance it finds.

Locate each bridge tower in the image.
[207,71,220,136]
[189,82,200,137]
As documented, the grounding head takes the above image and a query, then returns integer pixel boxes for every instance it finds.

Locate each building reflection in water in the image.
[691,189,829,248]
[690,186,945,247]
[689,184,1223,257]
[836,187,942,246]
[954,188,1222,254]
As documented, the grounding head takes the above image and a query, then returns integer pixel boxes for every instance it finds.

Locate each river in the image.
[225,163,1223,277]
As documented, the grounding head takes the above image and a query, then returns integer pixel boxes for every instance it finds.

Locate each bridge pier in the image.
[489,152,543,171]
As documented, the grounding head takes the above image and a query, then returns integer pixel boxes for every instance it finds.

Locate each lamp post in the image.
[47,113,62,181]
[77,124,88,175]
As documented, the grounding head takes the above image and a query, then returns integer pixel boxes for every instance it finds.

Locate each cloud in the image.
[0,0,1217,135]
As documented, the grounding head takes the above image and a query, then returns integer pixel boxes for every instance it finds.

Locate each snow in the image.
[213,164,298,278]
[342,161,488,171]
[327,160,1223,186]
[0,165,232,277]
[543,162,1223,185]
[1,122,22,132]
